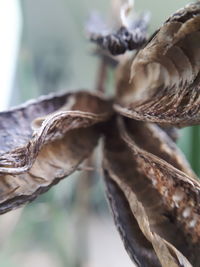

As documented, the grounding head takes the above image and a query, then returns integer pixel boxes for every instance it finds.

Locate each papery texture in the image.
[0,91,112,213]
[115,2,200,127]
[104,176,161,267]
[103,120,161,266]
[0,91,112,173]
[103,117,200,266]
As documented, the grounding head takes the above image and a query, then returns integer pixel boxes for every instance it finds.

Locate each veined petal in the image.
[104,173,161,267]
[0,91,112,173]
[121,119,196,178]
[0,126,99,214]
[115,2,200,127]
[103,117,200,266]
[0,91,112,213]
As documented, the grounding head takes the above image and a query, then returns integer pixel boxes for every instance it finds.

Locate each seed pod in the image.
[115,2,200,127]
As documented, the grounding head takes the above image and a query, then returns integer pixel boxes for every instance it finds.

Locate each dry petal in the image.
[115,2,200,127]
[0,126,99,214]
[122,119,196,178]
[103,117,200,266]
[0,91,112,174]
[104,172,161,267]
[0,91,112,213]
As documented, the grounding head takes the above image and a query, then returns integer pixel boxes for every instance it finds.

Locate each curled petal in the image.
[0,91,112,213]
[0,91,112,173]
[104,175,161,267]
[115,2,200,127]
[0,127,100,214]
[103,117,200,266]
[122,119,196,178]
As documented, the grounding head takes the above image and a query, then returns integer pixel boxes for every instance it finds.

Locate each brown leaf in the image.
[0,91,112,213]
[0,91,112,174]
[115,2,200,127]
[103,117,200,266]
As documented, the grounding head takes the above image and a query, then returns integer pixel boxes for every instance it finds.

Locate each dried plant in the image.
[1,1,200,266]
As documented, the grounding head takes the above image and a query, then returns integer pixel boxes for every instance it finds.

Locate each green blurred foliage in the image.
[178,126,200,176]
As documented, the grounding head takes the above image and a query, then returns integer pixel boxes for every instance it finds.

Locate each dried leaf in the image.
[103,117,200,266]
[0,91,112,213]
[115,2,200,127]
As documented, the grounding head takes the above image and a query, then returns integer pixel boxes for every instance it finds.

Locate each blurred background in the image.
[0,0,199,266]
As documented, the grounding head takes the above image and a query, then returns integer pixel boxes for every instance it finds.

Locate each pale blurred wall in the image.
[0,0,21,110]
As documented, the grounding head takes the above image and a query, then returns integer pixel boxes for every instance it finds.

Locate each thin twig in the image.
[95,57,108,94]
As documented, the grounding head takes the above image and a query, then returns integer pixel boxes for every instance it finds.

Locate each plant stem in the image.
[95,57,108,94]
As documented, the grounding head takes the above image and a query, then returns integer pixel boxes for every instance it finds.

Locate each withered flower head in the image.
[1,2,200,267]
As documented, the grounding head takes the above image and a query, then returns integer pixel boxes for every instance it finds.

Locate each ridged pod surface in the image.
[115,2,200,127]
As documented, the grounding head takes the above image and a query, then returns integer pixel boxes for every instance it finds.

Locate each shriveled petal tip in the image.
[115,2,200,127]
[103,117,200,266]
[0,91,112,174]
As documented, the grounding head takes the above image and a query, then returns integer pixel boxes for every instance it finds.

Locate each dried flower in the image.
[0,2,200,267]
